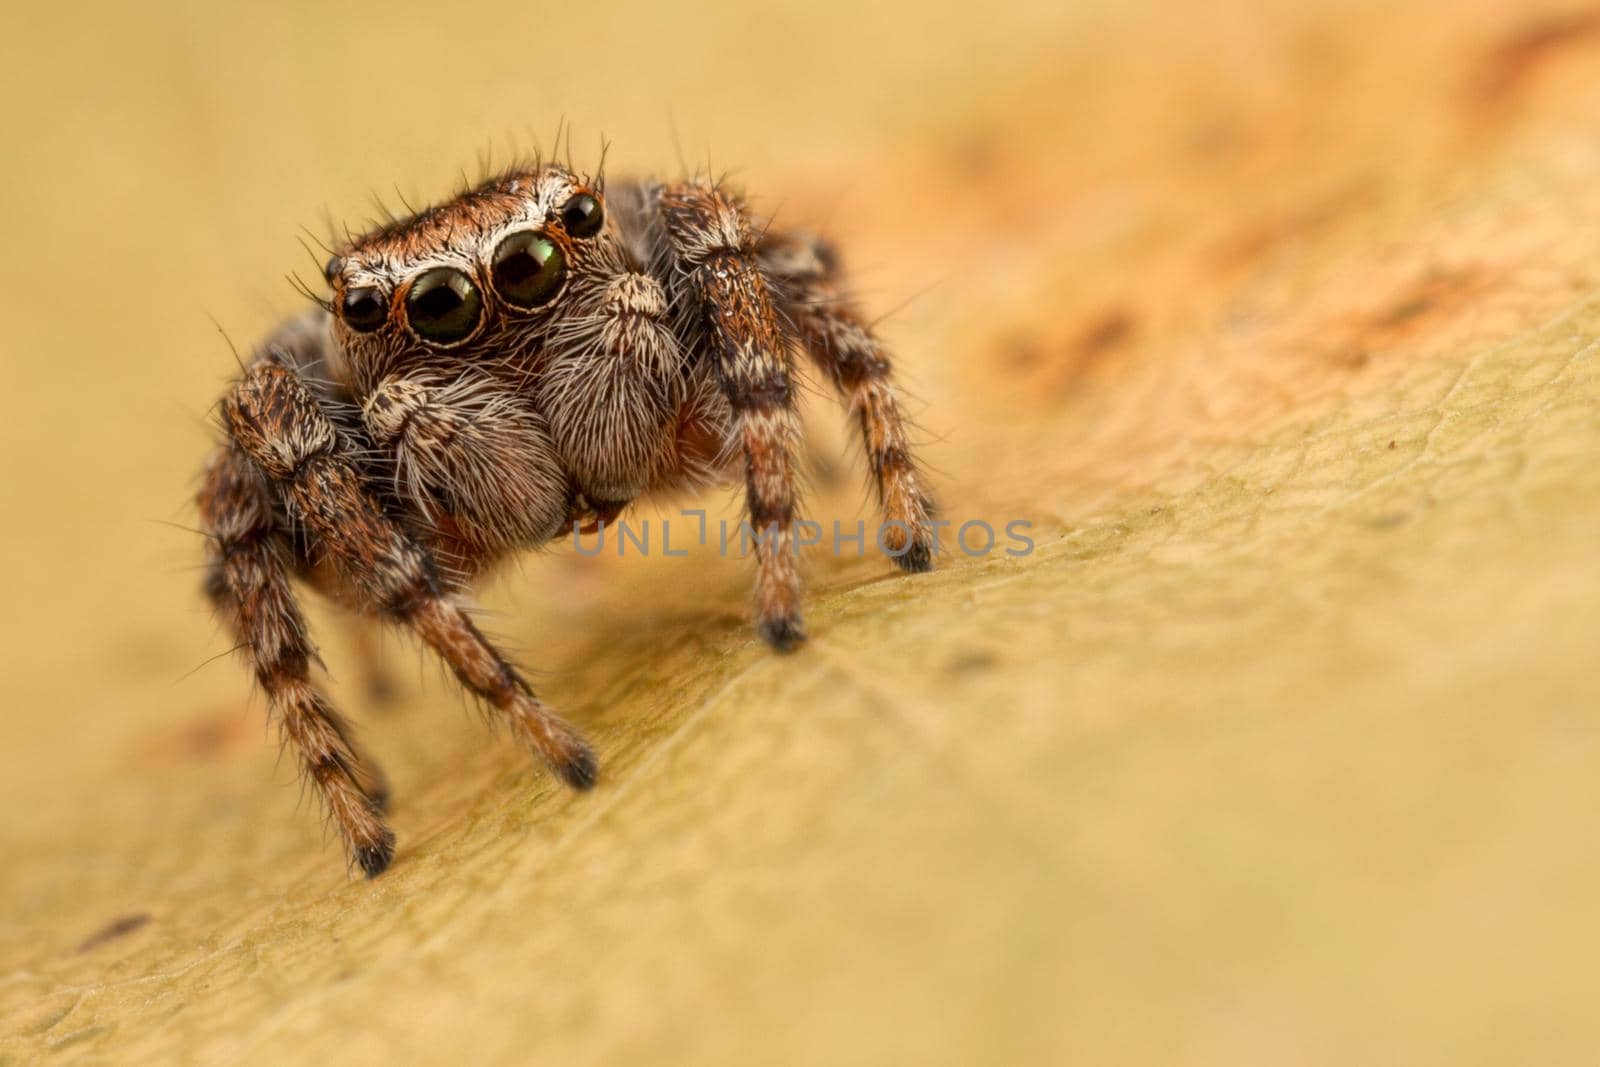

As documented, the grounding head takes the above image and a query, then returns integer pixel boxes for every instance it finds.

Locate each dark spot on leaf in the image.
[946,651,998,674]
[181,711,252,758]
[1381,296,1433,327]
[1000,332,1047,370]
[1073,309,1135,362]
[1330,268,1484,369]
[1210,182,1371,273]
[1470,12,1600,107]
[77,913,151,953]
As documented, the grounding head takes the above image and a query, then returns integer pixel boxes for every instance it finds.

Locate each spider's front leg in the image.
[199,443,395,875]
[759,230,939,571]
[217,360,598,855]
[660,181,806,651]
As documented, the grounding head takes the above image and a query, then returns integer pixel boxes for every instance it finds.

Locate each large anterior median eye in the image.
[340,286,388,333]
[560,193,603,237]
[490,231,566,308]
[405,267,482,343]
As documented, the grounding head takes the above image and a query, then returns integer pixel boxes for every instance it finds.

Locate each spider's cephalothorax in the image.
[198,161,938,877]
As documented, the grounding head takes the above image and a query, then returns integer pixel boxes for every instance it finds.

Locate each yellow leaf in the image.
[3,2,1599,1064]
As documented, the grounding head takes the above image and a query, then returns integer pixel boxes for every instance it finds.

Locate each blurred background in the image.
[4,1,1600,1063]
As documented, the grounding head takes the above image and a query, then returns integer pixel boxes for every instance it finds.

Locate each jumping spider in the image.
[198,160,938,877]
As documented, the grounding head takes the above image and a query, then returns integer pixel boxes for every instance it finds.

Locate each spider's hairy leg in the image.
[198,444,395,876]
[660,181,806,651]
[220,360,599,794]
[759,230,939,572]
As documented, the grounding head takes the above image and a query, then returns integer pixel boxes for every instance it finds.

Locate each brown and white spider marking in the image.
[197,160,938,877]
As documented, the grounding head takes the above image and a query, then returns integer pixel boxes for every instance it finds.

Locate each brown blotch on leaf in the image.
[1210,182,1371,275]
[1376,268,1482,335]
[77,913,151,953]
[951,126,1005,183]
[1186,117,1248,162]
[1001,308,1140,400]
[1000,331,1047,371]
[1074,309,1135,362]
[1048,308,1138,392]
[946,650,998,675]
[1469,12,1600,108]
[1330,267,1485,369]
[182,713,253,758]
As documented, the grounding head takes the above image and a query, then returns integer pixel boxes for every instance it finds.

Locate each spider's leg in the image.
[660,180,805,650]
[199,443,394,876]
[759,230,939,572]
[220,360,599,796]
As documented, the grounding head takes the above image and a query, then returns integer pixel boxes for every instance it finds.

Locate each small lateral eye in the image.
[490,231,567,308]
[405,267,482,344]
[340,286,388,333]
[560,193,603,238]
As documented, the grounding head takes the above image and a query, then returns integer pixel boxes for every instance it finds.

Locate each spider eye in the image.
[340,287,388,333]
[405,267,482,344]
[560,193,603,238]
[490,231,567,308]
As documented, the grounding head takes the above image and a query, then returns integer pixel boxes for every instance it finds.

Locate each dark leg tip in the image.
[758,615,807,653]
[356,834,395,880]
[555,742,600,792]
[893,541,935,574]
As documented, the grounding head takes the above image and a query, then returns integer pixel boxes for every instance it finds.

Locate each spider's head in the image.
[319,163,617,393]
[311,162,682,543]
